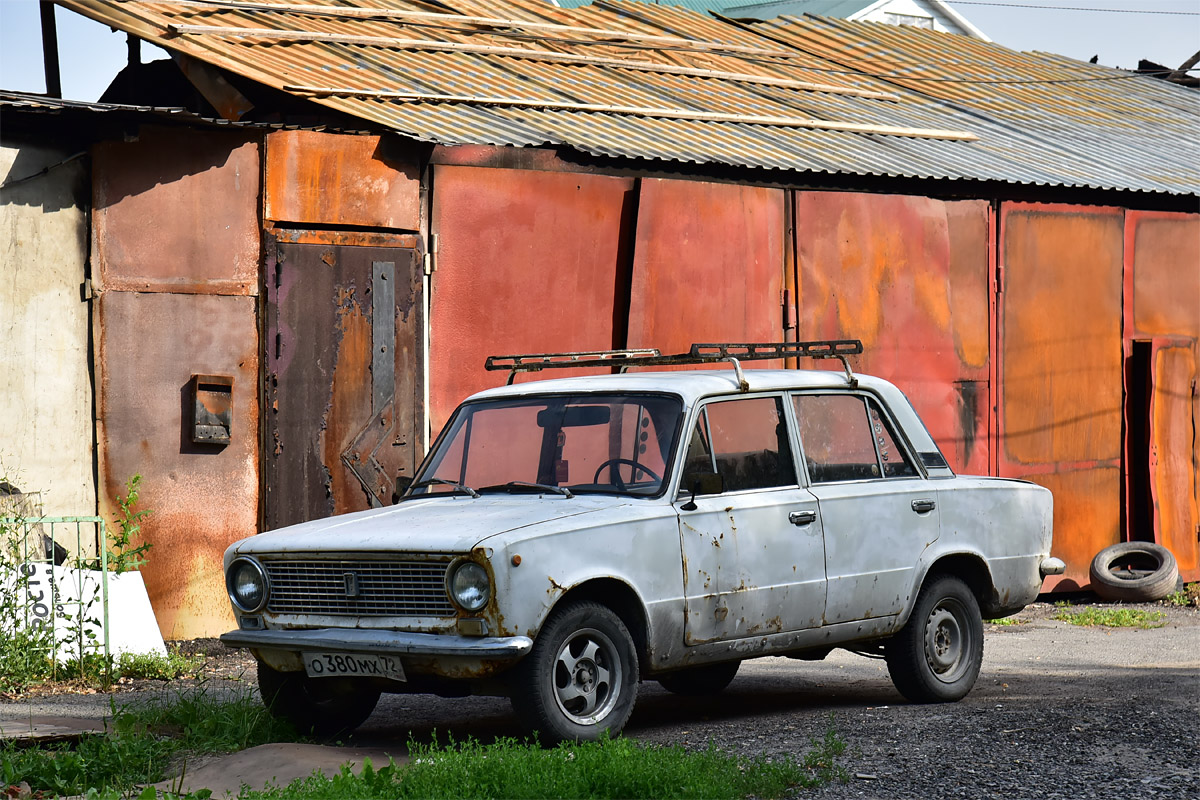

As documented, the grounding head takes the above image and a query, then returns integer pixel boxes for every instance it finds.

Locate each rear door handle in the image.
[911,499,936,513]
[789,510,817,526]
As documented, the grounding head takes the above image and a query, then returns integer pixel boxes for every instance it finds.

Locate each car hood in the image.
[229,494,633,556]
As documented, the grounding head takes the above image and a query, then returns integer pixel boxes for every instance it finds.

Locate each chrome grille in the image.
[263,559,454,617]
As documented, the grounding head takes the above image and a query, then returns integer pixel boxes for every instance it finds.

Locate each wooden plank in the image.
[285,86,978,140]
[168,23,898,99]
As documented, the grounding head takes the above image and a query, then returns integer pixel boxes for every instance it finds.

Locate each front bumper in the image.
[221,628,533,659]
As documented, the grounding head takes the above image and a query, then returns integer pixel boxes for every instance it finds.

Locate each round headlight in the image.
[227,558,268,613]
[448,561,491,612]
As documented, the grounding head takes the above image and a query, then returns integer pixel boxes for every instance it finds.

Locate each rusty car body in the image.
[221,342,1059,740]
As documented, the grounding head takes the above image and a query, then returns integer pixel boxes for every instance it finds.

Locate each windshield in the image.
[411,393,684,498]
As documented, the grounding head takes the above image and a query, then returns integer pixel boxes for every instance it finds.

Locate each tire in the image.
[511,601,639,743]
[1089,542,1179,603]
[257,661,380,737]
[657,661,740,696]
[885,575,983,703]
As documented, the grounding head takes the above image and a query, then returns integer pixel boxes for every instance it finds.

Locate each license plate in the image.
[301,651,406,681]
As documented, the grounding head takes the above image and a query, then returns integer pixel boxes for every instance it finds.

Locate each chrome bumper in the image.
[1040,556,1066,577]
[221,628,533,659]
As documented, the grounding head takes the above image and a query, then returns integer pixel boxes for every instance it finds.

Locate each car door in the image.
[792,392,940,625]
[674,394,827,645]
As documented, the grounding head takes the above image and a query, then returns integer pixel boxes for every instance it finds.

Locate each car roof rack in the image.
[485,340,863,390]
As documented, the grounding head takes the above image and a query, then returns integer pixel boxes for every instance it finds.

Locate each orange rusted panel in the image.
[627,179,784,364]
[429,166,636,433]
[95,291,259,640]
[92,126,260,295]
[1129,212,1200,339]
[1150,342,1198,581]
[999,203,1124,587]
[1032,468,1122,591]
[264,130,420,230]
[795,191,991,475]
[269,227,420,249]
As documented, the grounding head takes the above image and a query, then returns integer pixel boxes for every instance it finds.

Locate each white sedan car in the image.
[222,342,1059,741]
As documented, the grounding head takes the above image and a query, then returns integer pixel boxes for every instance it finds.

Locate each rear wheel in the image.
[885,575,983,703]
[511,601,638,743]
[657,661,740,696]
[257,660,380,737]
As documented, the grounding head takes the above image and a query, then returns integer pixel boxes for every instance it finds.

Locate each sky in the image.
[0,0,1197,102]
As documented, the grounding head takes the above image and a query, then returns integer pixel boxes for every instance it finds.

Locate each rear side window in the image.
[682,396,796,492]
[793,394,917,483]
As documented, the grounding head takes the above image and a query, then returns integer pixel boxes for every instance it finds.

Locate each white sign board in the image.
[2,563,167,660]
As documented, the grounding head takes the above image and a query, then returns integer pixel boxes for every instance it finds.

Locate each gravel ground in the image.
[4,600,1198,799]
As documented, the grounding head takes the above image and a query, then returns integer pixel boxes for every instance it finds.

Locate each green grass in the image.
[1051,606,1166,629]
[1161,582,1199,608]
[2,687,299,796]
[240,731,848,800]
[985,617,1022,626]
[117,648,207,681]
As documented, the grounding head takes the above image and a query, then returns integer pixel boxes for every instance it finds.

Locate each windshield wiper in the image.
[409,478,480,498]
[478,481,573,498]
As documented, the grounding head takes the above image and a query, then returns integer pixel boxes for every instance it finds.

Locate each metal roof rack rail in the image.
[486,339,863,389]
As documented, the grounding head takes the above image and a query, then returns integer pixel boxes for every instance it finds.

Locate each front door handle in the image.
[911,499,936,513]
[789,510,817,526]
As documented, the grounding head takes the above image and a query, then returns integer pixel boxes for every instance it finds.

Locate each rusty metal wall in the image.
[264,241,422,530]
[795,191,991,475]
[1126,211,1200,581]
[626,179,785,364]
[92,127,261,639]
[428,165,637,434]
[93,126,259,295]
[998,203,1124,590]
[264,130,421,230]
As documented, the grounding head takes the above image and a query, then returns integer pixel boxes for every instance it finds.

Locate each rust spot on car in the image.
[714,606,729,622]
[548,576,567,594]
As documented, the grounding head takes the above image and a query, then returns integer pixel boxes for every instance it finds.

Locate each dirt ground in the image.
[3,598,1198,798]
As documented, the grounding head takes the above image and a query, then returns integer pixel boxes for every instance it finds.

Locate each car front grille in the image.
[263,558,455,617]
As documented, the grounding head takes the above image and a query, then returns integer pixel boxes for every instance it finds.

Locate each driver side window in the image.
[683,396,796,493]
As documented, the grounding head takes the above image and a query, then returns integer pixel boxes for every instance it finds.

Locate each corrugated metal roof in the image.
[52,0,1200,196]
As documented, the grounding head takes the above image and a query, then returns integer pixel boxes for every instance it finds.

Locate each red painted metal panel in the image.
[998,203,1124,590]
[264,130,421,230]
[1149,341,1199,581]
[95,291,259,639]
[264,241,422,530]
[1126,210,1200,581]
[429,166,636,434]
[795,191,991,475]
[627,179,784,364]
[92,126,260,295]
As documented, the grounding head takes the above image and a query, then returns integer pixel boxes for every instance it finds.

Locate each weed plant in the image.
[1051,606,1166,629]
[239,730,848,800]
[3,687,298,796]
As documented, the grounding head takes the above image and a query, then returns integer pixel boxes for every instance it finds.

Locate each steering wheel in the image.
[592,459,662,489]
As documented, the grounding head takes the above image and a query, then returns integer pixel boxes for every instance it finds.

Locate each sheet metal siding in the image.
[92,128,261,639]
[998,203,1124,591]
[428,166,636,433]
[264,242,422,530]
[1126,211,1200,581]
[92,126,260,295]
[56,0,1198,196]
[264,130,422,230]
[95,292,259,640]
[794,191,990,475]
[626,178,785,362]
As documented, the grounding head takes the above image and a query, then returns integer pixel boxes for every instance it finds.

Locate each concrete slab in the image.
[0,715,108,744]
[150,742,407,798]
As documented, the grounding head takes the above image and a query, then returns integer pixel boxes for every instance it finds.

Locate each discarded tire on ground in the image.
[1089,542,1179,602]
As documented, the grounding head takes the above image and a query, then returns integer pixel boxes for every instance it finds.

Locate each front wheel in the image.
[511,601,638,743]
[885,575,983,703]
[257,661,381,737]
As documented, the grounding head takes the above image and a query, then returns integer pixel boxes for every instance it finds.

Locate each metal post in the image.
[39,0,62,99]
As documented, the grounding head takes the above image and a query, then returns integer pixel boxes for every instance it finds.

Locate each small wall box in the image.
[191,374,233,445]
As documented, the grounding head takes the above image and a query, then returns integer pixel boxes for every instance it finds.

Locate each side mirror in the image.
[680,471,723,510]
[393,475,414,503]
